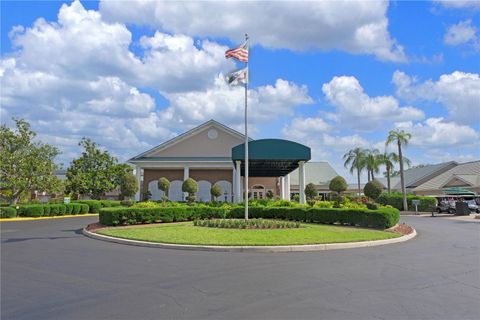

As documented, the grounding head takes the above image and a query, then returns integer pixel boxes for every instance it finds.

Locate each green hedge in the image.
[99,206,229,226]
[376,193,437,211]
[12,203,90,218]
[99,206,399,229]
[76,200,102,213]
[0,207,17,218]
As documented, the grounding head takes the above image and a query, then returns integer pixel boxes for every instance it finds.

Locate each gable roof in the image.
[414,160,480,192]
[376,161,457,190]
[128,119,249,161]
[289,162,338,186]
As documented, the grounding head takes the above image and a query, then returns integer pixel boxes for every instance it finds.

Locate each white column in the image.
[299,161,306,204]
[183,166,189,201]
[285,174,291,201]
[232,167,236,203]
[134,166,141,201]
[280,176,285,200]
[235,161,242,203]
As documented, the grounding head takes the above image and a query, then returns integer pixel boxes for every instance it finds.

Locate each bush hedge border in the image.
[99,206,399,229]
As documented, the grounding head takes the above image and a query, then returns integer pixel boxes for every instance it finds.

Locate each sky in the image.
[1,0,479,182]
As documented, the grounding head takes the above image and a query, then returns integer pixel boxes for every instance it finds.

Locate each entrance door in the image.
[251,185,265,200]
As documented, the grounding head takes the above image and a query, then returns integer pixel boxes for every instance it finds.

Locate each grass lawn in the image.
[97,222,400,246]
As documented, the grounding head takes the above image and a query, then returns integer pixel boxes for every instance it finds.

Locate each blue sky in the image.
[1,0,479,181]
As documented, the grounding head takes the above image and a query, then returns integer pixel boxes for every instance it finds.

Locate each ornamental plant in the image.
[210,184,222,201]
[158,177,170,202]
[363,180,383,200]
[182,178,198,202]
[304,183,317,201]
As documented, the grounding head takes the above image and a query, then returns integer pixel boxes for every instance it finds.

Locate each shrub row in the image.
[76,200,122,213]
[376,193,437,211]
[0,207,17,218]
[99,206,229,226]
[14,203,89,217]
[99,206,399,229]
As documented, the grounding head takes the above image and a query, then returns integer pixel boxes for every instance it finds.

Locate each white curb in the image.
[83,226,417,253]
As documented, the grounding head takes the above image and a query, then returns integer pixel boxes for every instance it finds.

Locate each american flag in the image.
[225,42,248,62]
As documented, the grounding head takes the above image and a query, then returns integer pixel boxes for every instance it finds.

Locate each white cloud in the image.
[395,118,479,147]
[393,70,480,125]
[321,75,424,131]
[435,0,480,9]
[100,0,406,62]
[444,20,478,47]
[163,77,313,129]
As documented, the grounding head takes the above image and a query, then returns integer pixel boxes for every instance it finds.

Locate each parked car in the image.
[466,200,480,213]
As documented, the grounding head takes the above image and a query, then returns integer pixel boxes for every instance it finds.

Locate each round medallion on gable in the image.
[207,129,218,140]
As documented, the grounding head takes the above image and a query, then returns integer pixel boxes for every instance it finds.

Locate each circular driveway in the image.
[1,216,479,320]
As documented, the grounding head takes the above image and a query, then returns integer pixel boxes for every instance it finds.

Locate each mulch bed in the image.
[391,223,413,235]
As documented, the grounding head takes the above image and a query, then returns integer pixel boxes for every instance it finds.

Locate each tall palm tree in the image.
[364,149,382,182]
[380,152,412,193]
[343,147,366,197]
[386,129,412,210]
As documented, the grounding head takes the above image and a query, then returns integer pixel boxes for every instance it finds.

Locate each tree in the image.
[386,129,412,211]
[343,148,366,197]
[304,183,317,200]
[0,118,61,204]
[182,178,198,202]
[364,149,382,181]
[210,184,222,201]
[364,180,383,200]
[66,138,120,199]
[119,169,138,200]
[158,177,170,202]
[379,152,411,193]
[329,176,348,194]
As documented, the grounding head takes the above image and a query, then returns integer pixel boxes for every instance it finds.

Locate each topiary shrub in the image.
[72,203,81,215]
[79,204,89,214]
[210,184,222,201]
[21,205,45,217]
[158,177,170,201]
[364,181,383,200]
[304,183,317,201]
[65,203,74,215]
[0,207,17,218]
[329,176,348,194]
[182,178,198,202]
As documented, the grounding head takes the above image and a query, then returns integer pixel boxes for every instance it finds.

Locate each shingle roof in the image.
[289,162,338,186]
[376,161,457,190]
[414,160,480,191]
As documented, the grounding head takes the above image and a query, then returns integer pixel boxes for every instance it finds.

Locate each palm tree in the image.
[386,129,412,211]
[380,152,412,193]
[343,147,366,198]
[364,149,382,182]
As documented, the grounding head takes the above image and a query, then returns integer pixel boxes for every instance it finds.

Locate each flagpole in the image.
[244,33,249,220]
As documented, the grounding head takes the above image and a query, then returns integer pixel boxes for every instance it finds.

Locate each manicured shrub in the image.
[158,177,170,201]
[329,176,348,194]
[79,204,89,214]
[0,207,17,218]
[72,203,81,214]
[210,184,222,201]
[76,200,101,213]
[21,205,45,217]
[43,205,52,216]
[65,203,74,215]
[304,183,317,200]
[376,193,436,211]
[364,181,383,200]
[99,206,229,226]
[194,219,300,229]
[100,200,122,207]
[120,200,134,207]
[182,178,198,202]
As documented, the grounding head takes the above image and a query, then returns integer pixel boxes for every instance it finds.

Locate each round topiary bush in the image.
[210,184,222,201]
[329,176,347,194]
[364,180,383,200]
[304,183,317,200]
[182,178,198,202]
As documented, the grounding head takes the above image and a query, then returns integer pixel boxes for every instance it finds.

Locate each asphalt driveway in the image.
[1,216,479,320]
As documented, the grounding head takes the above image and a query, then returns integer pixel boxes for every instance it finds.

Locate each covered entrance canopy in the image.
[231,139,311,177]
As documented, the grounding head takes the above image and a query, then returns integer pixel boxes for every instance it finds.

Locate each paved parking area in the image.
[1,216,479,320]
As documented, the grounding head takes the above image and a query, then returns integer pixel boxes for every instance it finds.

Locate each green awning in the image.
[231,139,311,177]
[442,187,475,195]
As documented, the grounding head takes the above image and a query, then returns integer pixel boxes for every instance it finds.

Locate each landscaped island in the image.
[97,221,400,246]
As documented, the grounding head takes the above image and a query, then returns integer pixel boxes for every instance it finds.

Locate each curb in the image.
[0,214,98,222]
[83,227,417,253]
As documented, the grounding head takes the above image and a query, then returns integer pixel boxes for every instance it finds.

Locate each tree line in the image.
[0,119,137,204]
[343,129,412,211]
